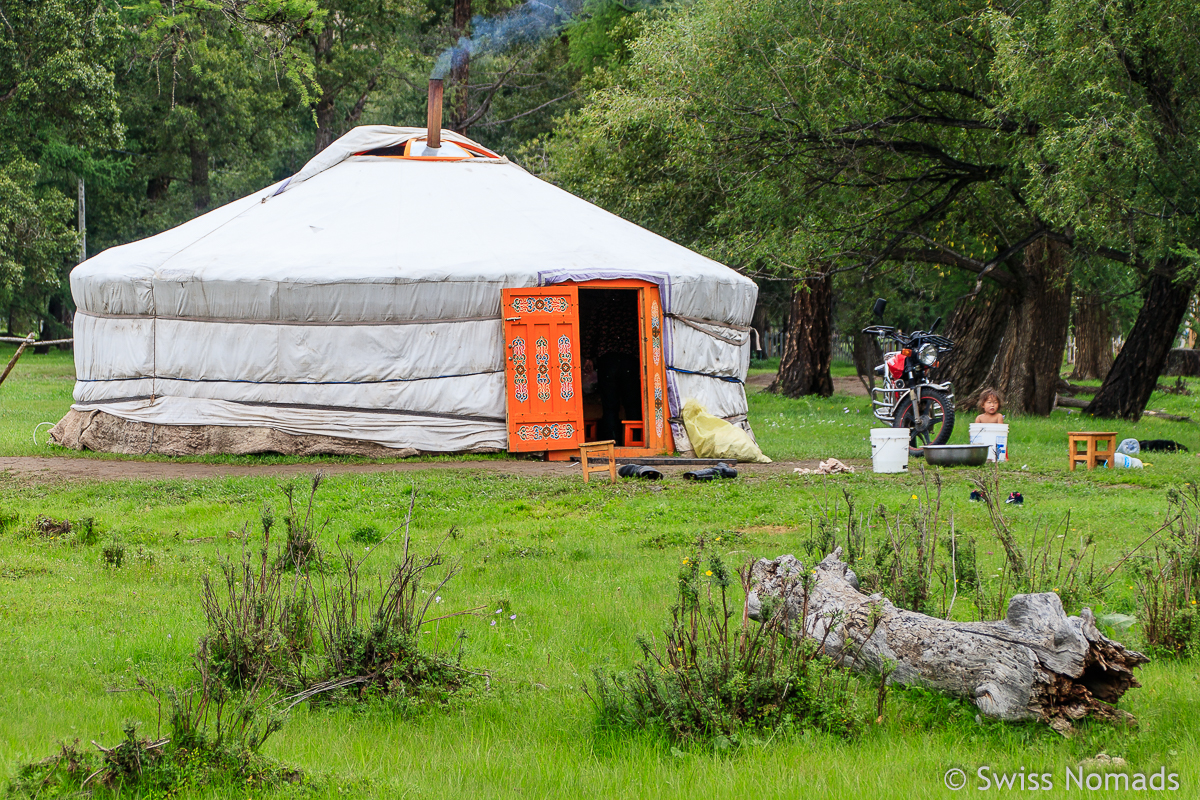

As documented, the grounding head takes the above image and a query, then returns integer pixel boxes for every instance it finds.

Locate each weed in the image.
[72,517,98,546]
[101,537,125,568]
[200,479,485,709]
[277,473,328,571]
[585,548,863,745]
[10,674,296,799]
[1131,486,1200,655]
[970,469,1102,616]
[33,515,71,540]
[0,508,18,534]
[350,525,384,545]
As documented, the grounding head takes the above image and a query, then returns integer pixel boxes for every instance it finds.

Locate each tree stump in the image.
[1163,348,1200,377]
[748,549,1148,729]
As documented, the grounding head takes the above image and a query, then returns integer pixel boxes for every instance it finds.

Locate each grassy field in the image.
[2,344,1200,798]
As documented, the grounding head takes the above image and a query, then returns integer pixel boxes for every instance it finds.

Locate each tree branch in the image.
[478,89,578,128]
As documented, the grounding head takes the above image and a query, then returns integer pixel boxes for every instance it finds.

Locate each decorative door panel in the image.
[503,287,584,451]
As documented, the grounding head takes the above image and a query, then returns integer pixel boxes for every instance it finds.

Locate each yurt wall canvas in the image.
[50,126,759,458]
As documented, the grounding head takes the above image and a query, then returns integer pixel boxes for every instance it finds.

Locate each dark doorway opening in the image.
[579,289,643,445]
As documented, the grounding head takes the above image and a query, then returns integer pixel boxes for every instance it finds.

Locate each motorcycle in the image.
[862,298,956,455]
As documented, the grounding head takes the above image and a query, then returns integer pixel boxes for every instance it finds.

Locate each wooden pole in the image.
[78,176,87,263]
[0,334,36,388]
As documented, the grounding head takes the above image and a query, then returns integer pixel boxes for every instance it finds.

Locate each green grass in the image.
[3,345,1200,798]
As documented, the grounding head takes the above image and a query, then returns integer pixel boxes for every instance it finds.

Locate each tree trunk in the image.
[449,0,471,132]
[146,175,171,201]
[768,274,833,397]
[971,239,1071,414]
[751,303,771,359]
[312,26,337,155]
[189,141,210,212]
[1163,348,1200,377]
[748,549,1148,730]
[1085,262,1195,420]
[1070,295,1114,381]
[852,330,882,392]
[938,285,1015,399]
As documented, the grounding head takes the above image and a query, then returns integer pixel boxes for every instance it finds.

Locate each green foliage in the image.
[101,536,125,567]
[587,550,863,744]
[199,480,479,707]
[566,0,643,73]
[1132,485,1200,655]
[10,677,296,799]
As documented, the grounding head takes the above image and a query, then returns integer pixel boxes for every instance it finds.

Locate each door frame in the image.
[536,278,673,459]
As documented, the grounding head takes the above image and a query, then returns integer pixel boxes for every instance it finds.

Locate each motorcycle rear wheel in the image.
[892,389,954,456]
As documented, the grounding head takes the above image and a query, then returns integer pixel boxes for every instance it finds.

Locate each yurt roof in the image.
[71,126,756,326]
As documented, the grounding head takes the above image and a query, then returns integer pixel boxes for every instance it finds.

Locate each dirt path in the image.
[746,373,869,396]
[0,455,860,484]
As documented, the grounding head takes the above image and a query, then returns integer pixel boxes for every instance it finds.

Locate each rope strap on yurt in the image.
[667,366,744,384]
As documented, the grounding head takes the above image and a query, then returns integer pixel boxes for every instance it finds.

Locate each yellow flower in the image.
[682,558,689,564]
[705,570,713,576]
[911,494,918,500]
[1054,588,1059,593]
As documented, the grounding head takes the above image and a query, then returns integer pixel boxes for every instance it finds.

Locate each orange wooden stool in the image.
[622,420,645,446]
[579,440,617,483]
[1068,431,1118,471]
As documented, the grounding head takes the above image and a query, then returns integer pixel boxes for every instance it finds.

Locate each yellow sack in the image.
[681,399,771,463]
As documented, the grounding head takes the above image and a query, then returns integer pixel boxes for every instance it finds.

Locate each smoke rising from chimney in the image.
[430,0,585,80]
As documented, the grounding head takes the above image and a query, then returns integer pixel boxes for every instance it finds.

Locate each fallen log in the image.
[748,549,1148,731]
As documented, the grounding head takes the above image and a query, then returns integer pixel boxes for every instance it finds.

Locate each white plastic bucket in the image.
[969,423,1009,462]
[871,428,910,473]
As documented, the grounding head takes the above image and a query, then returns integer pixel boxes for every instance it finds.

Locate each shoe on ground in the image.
[618,464,663,480]
[683,467,719,481]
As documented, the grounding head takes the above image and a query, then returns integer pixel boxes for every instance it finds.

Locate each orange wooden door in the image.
[503,287,584,451]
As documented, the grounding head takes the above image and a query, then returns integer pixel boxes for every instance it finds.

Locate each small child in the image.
[975,387,1004,424]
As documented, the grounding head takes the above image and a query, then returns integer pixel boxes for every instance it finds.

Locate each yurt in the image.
[50,84,759,458]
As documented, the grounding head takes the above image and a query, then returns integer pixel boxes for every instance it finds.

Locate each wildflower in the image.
[716,537,721,542]
[911,494,918,500]
[435,596,442,604]
[705,570,713,576]
[1053,588,1059,593]
[495,608,502,614]
[682,558,689,564]
[490,620,496,626]
[509,614,517,620]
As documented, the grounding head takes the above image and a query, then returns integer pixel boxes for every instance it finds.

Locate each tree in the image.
[769,275,833,398]
[540,0,1090,408]
[1070,295,1115,382]
[0,0,123,333]
[988,0,1200,419]
[308,0,424,154]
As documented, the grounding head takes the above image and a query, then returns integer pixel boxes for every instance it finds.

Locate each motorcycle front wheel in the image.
[892,389,955,456]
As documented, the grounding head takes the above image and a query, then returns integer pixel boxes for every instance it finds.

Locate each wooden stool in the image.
[579,440,617,484]
[622,420,645,446]
[1068,431,1118,471]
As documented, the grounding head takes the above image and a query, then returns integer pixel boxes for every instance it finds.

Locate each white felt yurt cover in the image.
[65,126,758,453]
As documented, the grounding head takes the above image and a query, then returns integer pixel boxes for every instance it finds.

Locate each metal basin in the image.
[923,444,989,467]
